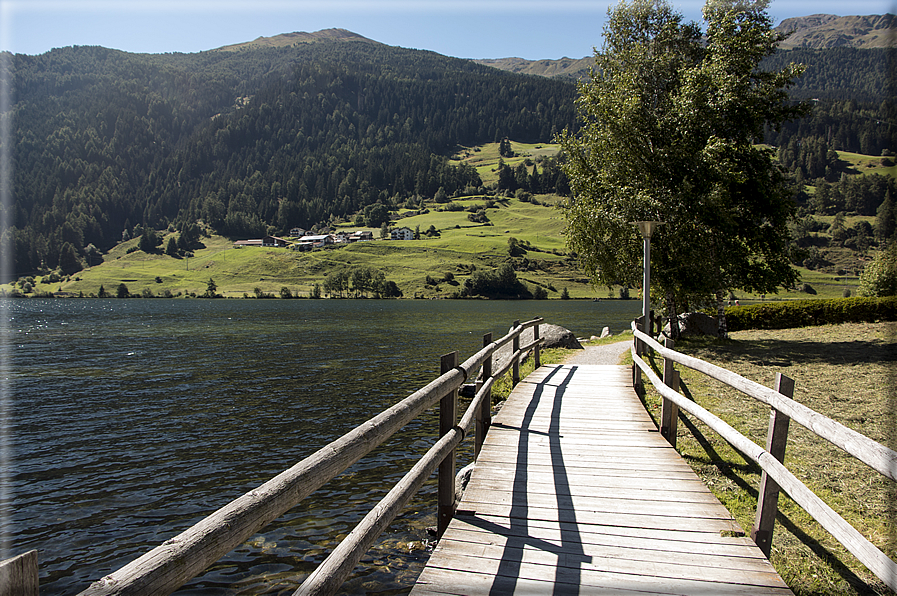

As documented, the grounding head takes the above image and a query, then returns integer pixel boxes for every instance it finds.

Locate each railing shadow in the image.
[475,364,589,595]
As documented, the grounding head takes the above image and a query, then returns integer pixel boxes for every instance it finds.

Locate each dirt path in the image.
[562,340,631,366]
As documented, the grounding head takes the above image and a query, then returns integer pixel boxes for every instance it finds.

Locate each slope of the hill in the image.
[215,28,377,51]
[8,37,576,277]
[473,56,593,80]
[776,14,895,49]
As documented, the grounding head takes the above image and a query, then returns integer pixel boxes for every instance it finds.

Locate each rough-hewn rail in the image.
[0,318,541,596]
[631,324,897,592]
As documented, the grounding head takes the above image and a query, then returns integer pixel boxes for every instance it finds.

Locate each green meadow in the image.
[27,194,602,300]
[12,141,888,302]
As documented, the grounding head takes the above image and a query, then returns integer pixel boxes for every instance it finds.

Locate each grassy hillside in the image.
[450,140,560,186]
[13,195,602,300]
[11,141,886,303]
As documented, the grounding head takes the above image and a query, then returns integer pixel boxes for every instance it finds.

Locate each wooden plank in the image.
[464,480,722,504]
[413,363,793,596]
[434,528,786,574]
[442,519,770,559]
[0,551,38,596]
[420,550,791,595]
[465,512,757,546]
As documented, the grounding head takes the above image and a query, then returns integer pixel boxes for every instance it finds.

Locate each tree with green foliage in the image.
[859,243,897,297]
[462,263,532,299]
[116,283,130,299]
[364,204,390,228]
[558,0,806,337]
[165,236,179,257]
[58,242,82,275]
[204,278,219,298]
[84,243,100,267]
[875,190,896,244]
[138,228,159,253]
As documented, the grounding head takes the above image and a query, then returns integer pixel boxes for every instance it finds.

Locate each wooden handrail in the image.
[630,325,897,591]
[78,318,543,596]
[632,325,897,481]
[295,366,497,595]
[296,322,541,595]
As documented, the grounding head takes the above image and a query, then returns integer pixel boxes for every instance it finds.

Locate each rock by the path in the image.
[454,462,475,505]
[664,312,719,337]
[600,326,612,338]
[491,323,581,375]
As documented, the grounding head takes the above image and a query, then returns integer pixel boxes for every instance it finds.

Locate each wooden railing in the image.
[3,319,543,596]
[630,323,897,592]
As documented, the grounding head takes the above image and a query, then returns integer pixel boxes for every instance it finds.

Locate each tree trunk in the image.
[666,292,680,340]
[716,291,728,339]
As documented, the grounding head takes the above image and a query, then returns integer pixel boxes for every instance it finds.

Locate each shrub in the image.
[725,297,897,331]
[859,244,897,297]
[461,263,531,299]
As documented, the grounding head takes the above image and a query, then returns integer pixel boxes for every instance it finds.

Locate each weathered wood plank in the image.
[464,512,758,546]
[0,551,39,596]
[442,518,770,559]
[435,528,787,574]
[412,551,791,596]
[412,363,793,596]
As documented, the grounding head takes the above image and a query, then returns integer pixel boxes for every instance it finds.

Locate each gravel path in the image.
[563,340,631,366]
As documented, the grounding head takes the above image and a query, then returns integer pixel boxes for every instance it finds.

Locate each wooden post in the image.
[511,320,520,387]
[632,334,643,391]
[0,550,38,596]
[660,337,679,447]
[475,333,492,459]
[533,322,541,369]
[438,351,459,538]
[751,373,794,557]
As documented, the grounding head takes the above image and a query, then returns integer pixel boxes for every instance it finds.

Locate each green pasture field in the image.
[836,150,897,178]
[18,196,606,300]
[636,323,896,595]
[451,141,559,186]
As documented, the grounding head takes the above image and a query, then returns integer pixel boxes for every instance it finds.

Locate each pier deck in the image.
[412,363,793,595]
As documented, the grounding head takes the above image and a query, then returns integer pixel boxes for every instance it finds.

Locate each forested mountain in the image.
[5,39,575,275]
[4,18,897,279]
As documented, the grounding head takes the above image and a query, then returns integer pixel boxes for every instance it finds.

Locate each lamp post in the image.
[632,221,663,351]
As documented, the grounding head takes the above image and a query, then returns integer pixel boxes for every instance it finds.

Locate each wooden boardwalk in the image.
[412,363,793,595]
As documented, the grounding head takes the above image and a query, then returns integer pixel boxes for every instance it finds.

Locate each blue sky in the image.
[1,0,895,59]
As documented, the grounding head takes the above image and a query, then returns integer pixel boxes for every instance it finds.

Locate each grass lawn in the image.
[636,323,896,595]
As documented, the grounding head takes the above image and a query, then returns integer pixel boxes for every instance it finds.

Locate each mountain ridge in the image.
[776,14,895,49]
[214,28,378,52]
[471,13,894,79]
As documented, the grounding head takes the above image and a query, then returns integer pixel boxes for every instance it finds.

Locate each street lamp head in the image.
[631,221,664,239]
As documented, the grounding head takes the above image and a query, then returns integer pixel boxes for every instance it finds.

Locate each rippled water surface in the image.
[6,298,639,594]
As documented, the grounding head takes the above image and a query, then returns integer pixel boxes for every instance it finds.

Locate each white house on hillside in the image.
[299,234,334,248]
[391,227,414,241]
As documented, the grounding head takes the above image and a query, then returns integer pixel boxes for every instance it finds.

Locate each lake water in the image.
[4,298,639,595]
